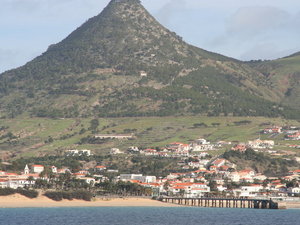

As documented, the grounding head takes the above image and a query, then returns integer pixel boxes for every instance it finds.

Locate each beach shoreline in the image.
[0,194,179,208]
[1,194,300,209]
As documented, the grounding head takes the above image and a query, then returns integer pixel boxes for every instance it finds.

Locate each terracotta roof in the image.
[130,180,141,183]
[6,173,18,176]
[173,186,186,189]
[170,142,185,145]
[173,182,193,186]
[95,166,106,168]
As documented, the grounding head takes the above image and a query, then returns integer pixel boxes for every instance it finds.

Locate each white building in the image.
[0,179,35,189]
[24,165,30,174]
[191,139,214,152]
[170,183,210,198]
[95,134,134,139]
[248,139,274,149]
[120,174,156,183]
[287,187,300,195]
[228,172,240,182]
[128,146,140,153]
[66,149,92,156]
[140,71,148,77]
[239,185,263,197]
[51,166,57,173]
[78,177,96,186]
[95,166,107,172]
[110,148,124,155]
[31,165,44,174]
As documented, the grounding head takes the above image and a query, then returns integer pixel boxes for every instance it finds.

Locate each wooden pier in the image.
[160,197,279,209]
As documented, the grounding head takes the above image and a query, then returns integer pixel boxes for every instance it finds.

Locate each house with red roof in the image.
[231,144,247,152]
[141,149,158,156]
[211,158,226,168]
[286,132,300,140]
[95,165,107,172]
[167,142,190,155]
[169,182,210,197]
[263,126,282,134]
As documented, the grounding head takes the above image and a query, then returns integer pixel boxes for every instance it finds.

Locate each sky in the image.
[1,0,300,73]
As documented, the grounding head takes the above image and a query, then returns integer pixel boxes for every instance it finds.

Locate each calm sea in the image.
[0,207,298,225]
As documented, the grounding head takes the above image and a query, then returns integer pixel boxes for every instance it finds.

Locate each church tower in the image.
[24,164,29,174]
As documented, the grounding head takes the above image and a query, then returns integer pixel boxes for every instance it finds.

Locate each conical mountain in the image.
[0,0,298,119]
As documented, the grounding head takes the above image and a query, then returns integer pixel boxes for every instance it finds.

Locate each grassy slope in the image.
[0,116,299,158]
[249,55,300,109]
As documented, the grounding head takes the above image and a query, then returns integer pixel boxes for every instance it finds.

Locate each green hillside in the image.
[248,54,300,110]
[0,0,298,119]
[0,116,299,158]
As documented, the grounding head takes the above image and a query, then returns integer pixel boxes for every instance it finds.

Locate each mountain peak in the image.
[0,0,298,119]
[110,0,141,3]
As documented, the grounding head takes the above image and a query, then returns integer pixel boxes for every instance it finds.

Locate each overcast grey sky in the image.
[1,0,300,73]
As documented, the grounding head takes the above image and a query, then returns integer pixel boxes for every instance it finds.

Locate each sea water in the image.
[0,207,298,225]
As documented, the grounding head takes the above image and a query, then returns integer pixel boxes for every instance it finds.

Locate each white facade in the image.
[248,139,274,149]
[228,172,240,182]
[191,144,214,152]
[239,185,263,197]
[95,134,134,139]
[24,165,30,174]
[110,148,123,155]
[288,187,300,194]
[66,149,92,156]
[78,177,96,186]
[0,179,35,189]
[120,174,156,183]
[31,165,44,174]
[51,166,57,173]
[120,174,143,181]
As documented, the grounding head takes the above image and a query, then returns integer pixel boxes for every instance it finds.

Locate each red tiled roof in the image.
[173,186,186,190]
[95,166,106,168]
[6,173,18,176]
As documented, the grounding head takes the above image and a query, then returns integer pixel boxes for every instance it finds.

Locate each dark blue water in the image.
[0,207,298,225]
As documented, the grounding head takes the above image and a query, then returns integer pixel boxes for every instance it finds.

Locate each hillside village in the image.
[0,125,299,199]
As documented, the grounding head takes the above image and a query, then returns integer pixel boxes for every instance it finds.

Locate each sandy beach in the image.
[282,202,300,209]
[0,194,179,208]
[1,194,299,209]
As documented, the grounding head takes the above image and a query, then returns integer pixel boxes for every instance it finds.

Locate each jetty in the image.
[160,197,280,209]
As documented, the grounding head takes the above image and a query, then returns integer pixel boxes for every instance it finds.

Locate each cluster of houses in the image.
[1,124,299,199]
[1,154,299,198]
[263,125,300,140]
[118,157,300,198]
[231,139,275,153]
[0,164,105,189]
[125,139,231,158]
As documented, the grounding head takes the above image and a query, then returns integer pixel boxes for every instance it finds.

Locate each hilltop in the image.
[0,0,298,119]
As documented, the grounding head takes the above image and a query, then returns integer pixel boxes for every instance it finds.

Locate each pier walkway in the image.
[160,197,279,209]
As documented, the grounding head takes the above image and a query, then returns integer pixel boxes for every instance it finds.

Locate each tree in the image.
[89,119,99,133]
[208,181,218,192]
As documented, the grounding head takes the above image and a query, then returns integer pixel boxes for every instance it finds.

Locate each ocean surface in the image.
[0,207,298,225]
